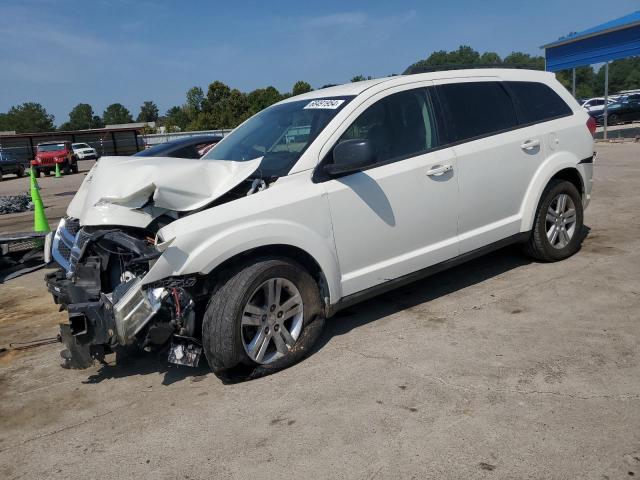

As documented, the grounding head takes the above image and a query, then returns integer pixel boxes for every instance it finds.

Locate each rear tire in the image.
[524,179,584,262]
[202,257,325,377]
[71,162,79,174]
[16,165,24,177]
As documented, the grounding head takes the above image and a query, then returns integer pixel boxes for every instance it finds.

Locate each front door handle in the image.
[426,164,453,177]
[521,139,540,150]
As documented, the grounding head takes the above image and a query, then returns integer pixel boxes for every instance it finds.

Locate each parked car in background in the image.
[48,69,595,377]
[134,135,223,159]
[589,98,640,125]
[72,142,99,160]
[580,97,612,112]
[0,151,26,181]
[31,141,79,176]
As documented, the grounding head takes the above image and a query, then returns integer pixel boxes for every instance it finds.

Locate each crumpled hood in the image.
[67,155,262,228]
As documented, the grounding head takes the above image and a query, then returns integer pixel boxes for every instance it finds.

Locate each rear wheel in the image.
[71,162,79,174]
[0,168,3,181]
[16,165,24,177]
[202,257,325,377]
[524,179,584,262]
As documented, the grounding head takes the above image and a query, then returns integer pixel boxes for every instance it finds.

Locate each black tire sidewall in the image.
[534,180,584,261]
[203,258,324,374]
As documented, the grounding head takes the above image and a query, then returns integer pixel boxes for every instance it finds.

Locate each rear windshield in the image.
[38,143,66,152]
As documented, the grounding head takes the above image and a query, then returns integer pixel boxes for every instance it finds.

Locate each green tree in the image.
[292,80,312,96]
[480,52,502,65]
[593,57,640,95]
[351,75,373,82]
[1,102,54,133]
[103,103,133,125]
[92,115,104,128]
[502,52,544,70]
[203,81,231,112]
[246,86,282,115]
[136,101,159,122]
[164,106,190,131]
[186,86,204,112]
[63,103,97,130]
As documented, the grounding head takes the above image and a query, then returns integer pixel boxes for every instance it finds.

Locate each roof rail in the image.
[403,63,542,75]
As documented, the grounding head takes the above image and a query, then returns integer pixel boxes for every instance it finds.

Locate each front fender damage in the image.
[47,224,204,369]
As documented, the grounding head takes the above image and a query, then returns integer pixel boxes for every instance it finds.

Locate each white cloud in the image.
[303,12,368,29]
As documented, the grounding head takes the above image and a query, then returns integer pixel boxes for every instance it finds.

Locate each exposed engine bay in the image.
[46,158,269,369]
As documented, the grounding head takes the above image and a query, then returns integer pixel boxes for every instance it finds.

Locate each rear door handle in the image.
[426,164,453,177]
[521,139,540,150]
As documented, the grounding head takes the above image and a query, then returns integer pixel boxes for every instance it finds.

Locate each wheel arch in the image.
[206,244,334,309]
[520,154,585,232]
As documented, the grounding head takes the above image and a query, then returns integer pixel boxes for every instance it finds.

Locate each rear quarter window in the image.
[437,81,518,143]
[506,81,573,124]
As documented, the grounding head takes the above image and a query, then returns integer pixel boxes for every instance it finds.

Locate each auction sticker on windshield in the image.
[304,99,345,109]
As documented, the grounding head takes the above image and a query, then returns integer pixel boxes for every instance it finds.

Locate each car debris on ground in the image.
[0,194,32,215]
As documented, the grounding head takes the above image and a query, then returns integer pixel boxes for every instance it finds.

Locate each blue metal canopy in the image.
[542,10,640,71]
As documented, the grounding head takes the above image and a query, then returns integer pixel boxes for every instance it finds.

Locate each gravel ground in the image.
[0,145,639,479]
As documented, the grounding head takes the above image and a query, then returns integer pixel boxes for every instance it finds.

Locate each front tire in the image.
[202,258,325,376]
[524,179,584,262]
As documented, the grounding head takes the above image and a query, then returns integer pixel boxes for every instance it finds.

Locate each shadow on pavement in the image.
[314,244,533,353]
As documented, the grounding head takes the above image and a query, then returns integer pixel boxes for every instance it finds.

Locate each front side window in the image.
[336,88,438,164]
[507,81,572,124]
[204,96,353,177]
[438,81,518,143]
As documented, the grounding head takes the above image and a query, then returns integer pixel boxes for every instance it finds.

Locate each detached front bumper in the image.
[47,269,164,368]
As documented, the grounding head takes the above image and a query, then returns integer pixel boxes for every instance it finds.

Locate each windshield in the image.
[38,143,66,152]
[203,96,354,177]
[73,143,89,149]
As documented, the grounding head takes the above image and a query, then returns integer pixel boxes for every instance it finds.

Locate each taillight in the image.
[586,116,597,137]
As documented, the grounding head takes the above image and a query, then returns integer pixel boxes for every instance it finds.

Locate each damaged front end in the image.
[47,218,204,369]
[45,156,265,369]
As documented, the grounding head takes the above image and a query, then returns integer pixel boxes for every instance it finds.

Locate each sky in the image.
[0,0,637,125]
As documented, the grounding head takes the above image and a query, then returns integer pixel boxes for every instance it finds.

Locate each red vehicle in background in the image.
[31,141,79,176]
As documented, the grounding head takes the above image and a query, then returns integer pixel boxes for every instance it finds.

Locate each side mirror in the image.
[324,139,376,176]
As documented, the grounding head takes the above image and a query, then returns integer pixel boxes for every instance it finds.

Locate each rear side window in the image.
[507,81,572,124]
[337,87,438,164]
[438,82,518,143]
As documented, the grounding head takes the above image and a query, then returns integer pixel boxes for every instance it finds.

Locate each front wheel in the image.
[202,258,325,376]
[524,179,584,262]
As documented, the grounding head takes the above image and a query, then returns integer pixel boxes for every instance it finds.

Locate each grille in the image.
[51,217,82,273]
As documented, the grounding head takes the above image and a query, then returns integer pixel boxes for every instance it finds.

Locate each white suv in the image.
[71,143,99,160]
[47,69,594,376]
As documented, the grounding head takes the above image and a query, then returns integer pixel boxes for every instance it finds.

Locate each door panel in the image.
[434,79,547,254]
[452,127,545,253]
[324,149,459,296]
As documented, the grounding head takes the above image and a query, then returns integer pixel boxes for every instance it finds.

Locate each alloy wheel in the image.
[241,277,304,364]
[545,193,577,249]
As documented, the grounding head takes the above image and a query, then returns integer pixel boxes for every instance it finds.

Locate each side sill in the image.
[326,231,530,317]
